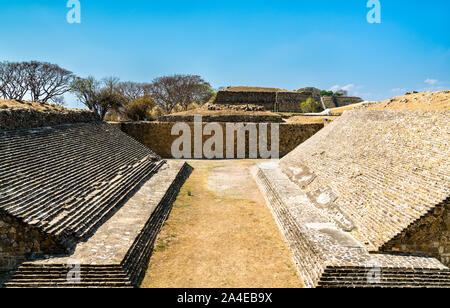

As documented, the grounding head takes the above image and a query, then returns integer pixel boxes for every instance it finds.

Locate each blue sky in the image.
[0,0,449,108]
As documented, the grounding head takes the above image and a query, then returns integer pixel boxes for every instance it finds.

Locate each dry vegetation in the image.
[286,115,340,124]
[142,160,303,288]
[328,91,450,114]
[0,99,77,112]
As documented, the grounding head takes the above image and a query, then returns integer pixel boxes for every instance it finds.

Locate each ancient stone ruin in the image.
[0,106,192,288]
[214,87,362,113]
[254,110,450,288]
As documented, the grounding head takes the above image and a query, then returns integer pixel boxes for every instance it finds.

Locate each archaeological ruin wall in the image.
[320,96,364,110]
[110,121,323,159]
[215,89,363,113]
[214,91,277,110]
[0,106,192,287]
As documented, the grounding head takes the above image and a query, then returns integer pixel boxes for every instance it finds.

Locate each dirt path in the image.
[141,160,303,288]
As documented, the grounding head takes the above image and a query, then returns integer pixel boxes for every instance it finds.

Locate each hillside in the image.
[0,99,79,112]
[364,91,450,111]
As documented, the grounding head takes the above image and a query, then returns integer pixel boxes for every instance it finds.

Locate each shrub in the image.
[124,94,154,121]
[147,105,165,121]
[300,98,323,113]
[320,90,334,96]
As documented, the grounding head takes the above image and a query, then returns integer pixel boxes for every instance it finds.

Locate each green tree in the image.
[320,90,334,96]
[300,98,323,113]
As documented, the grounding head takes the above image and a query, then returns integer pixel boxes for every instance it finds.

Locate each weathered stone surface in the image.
[4,162,192,288]
[110,121,323,158]
[254,161,450,288]
[0,108,99,131]
[281,110,449,253]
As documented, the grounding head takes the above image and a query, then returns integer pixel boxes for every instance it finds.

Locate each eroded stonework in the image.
[255,110,450,288]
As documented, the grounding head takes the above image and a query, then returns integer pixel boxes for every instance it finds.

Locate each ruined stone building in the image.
[214,87,363,113]
[0,107,191,287]
[255,110,450,288]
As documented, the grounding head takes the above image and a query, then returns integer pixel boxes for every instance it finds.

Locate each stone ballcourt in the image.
[0,101,449,288]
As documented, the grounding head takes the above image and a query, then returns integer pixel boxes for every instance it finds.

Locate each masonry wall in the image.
[320,96,363,110]
[0,108,99,130]
[334,96,363,107]
[321,96,336,109]
[381,198,449,266]
[214,91,314,112]
[110,122,323,159]
[215,91,276,109]
[0,213,64,271]
[277,92,312,113]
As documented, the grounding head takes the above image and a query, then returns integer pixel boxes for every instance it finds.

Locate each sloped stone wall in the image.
[0,213,64,272]
[321,96,336,109]
[334,96,363,107]
[381,198,449,266]
[110,121,323,158]
[320,96,363,110]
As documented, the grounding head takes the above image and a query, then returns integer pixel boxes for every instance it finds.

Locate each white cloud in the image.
[391,88,406,93]
[425,78,438,86]
[341,84,355,91]
[330,85,340,92]
[329,84,356,93]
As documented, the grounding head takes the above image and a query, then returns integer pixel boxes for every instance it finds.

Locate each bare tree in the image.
[24,61,74,103]
[71,76,127,120]
[150,75,214,113]
[0,62,29,101]
[117,81,152,102]
[71,76,100,112]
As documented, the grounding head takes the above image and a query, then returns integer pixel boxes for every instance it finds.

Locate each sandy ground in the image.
[142,160,303,288]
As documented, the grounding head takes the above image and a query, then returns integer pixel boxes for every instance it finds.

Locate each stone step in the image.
[0,122,161,250]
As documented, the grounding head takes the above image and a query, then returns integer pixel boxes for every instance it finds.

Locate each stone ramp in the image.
[254,162,450,288]
[4,162,193,288]
[0,122,162,248]
[280,110,449,253]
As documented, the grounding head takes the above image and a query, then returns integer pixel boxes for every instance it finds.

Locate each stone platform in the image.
[253,161,450,288]
[4,162,192,288]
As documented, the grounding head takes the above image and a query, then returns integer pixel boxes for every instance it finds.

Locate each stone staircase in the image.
[3,162,192,288]
[254,161,450,288]
[4,265,133,288]
[318,267,450,288]
[0,122,162,248]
